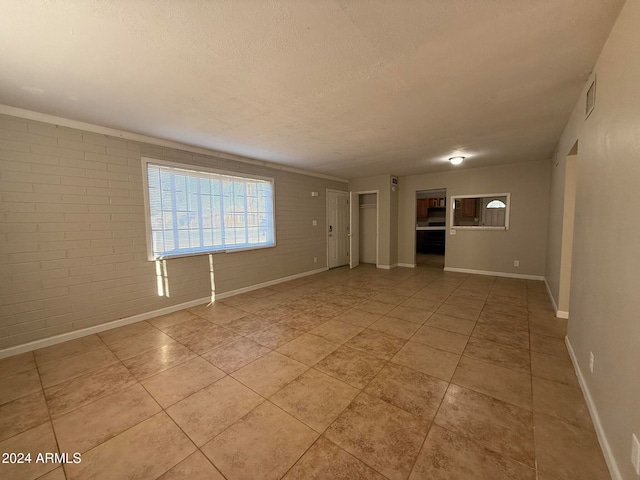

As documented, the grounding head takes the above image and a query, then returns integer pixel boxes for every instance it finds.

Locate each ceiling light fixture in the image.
[449,156,465,166]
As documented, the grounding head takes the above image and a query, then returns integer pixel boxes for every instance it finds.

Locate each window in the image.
[142,158,275,260]
[486,199,507,209]
[450,193,510,229]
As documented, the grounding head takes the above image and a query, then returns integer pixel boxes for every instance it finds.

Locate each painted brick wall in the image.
[0,114,345,349]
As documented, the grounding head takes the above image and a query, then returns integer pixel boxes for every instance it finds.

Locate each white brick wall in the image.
[0,114,345,349]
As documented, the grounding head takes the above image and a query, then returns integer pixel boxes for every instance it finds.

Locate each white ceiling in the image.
[0,0,624,179]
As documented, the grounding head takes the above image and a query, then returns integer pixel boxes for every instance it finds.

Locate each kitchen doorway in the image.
[415,188,447,268]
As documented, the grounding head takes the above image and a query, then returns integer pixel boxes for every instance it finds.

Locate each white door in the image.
[349,192,359,269]
[327,190,349,268]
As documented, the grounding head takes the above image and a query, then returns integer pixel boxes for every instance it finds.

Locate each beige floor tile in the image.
[530,333,570,358]
[410,424,535,480]
[534,413,609,480]
[44,363,137,417]
[436,303,481,321]
[284,437,387,479]
[530,317,568,338]
[463,336,530,373]
[392,341,460,382]
[0,368,41,406]
[52,383,161,454]
[315,346,386,389]
[425,313,476,335]
[202,401,318,480]
[532,377,593,430]
[334,308,381,327]
[487,293,528,307]
[330,294,364,308]
[325,392,429,480]
[122,342,196,380]
[167,376,263,446]
[178,324,240,354]
[368,316,421,340]
[400,297,442,312]
[0,390,49,442]
[451,356,532,410]
[34,334,104,365]
[444,295,486,310]
[371,291,407,306]
[531,351,578,387]
[247,323,304,349]
[65,412,196,480]
[308,320,364,344]
[276,333,340,366]
[482,302,529,319]
[364,363,448,420]
[411,325,469,354]
[0,422,59,480]
[354,300,396,315]
[201,337,271,373]
[217,313,277,335]
[107,330,174,360]
[262,305,299,322]
[39,346,119,388]
[435,384,535,466]
[279,311,327,331]
[271,369,358,432]
[158,451,224,480]
[386,305,433,324]
[192,303,247,324]
[311,302,347,318]
[0,351,35,379]
[160,317,215,341]
[141,357,225,408]
[148,309,200,329]
[231,351,308,397]
[97,322,156,345]
[471,322,530,349]
[477,310,529,331]
[345,328,406,360]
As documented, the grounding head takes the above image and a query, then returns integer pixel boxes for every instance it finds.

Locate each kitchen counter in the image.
[416,226,446,231]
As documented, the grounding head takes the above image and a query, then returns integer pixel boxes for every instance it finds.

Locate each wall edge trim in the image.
[565,336,622,480]
[443,267,544,280]
[397,263,416,268]
[0,105,348,183]
[0,296,210,360]
[214,267,329,300]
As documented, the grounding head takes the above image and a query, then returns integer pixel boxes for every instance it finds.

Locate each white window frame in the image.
[141,157,276,260]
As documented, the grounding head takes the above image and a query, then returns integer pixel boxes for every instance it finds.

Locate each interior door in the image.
[327,190,349,268]
[349,192,359,269]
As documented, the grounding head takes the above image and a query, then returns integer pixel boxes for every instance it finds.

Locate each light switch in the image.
[450,229,456,235]
[312,220,317,226]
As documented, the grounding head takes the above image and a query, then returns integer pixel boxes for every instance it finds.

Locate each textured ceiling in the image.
[0,0,625,179]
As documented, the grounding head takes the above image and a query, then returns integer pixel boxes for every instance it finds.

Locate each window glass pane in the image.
[146,163,275,258]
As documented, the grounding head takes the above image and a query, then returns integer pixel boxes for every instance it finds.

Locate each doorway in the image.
[415,188,447,268]
[326,190,349,269]
[354,192,378,267]
[557,144,578,318]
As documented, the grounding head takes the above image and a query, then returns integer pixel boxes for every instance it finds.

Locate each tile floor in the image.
[0,264,611,479]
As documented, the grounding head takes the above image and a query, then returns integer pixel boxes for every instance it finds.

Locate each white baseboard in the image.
[565,337,621,480]
[0,297,210,360]
[214,267,328,300]
[376,264,398,270]
[397,263,416,268]
[543,277,569,319]
[443,267,544,281]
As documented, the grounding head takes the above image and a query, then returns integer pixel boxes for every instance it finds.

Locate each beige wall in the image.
[547,1,640,477]
[348,175,397,268]
[0,114,345,350]
[398,160,550,276]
